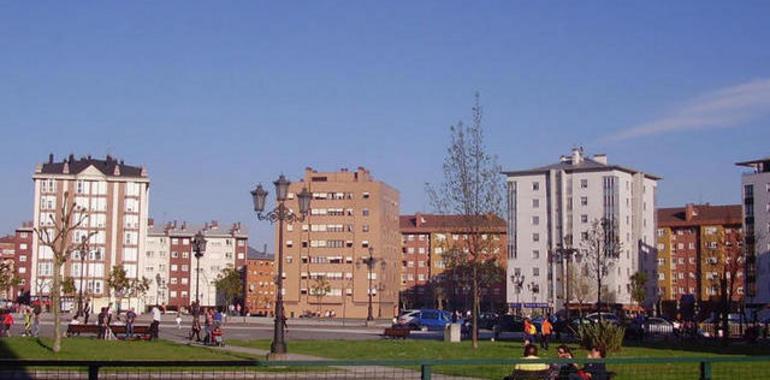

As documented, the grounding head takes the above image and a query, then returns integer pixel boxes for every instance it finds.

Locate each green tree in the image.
[129,277,152,309]
[214,267,244,307]
[310,277,331,316]
[61,276,77,297]
[426,93,504,349]
[34,191,94,352]
[630,271,647,306]
[107,265,130,310]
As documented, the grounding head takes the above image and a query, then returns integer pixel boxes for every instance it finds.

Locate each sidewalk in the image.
[174,338,479,379]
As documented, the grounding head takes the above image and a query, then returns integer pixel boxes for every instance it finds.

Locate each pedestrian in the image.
[23,308,32,337]
[32,302,41,337]
[2,311,13,337]
[203,308,213,344]
[523,318,533,345]
[214,308,223,328]
[125,308,137,339]
[540,315,553,351]
[190,316,202,342]
[150,304,161,340]
[83,301,91,324]
[97,307,107,340]
[176,314,182,329]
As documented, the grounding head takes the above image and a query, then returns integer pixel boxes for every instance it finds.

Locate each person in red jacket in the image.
[3,312,15,337]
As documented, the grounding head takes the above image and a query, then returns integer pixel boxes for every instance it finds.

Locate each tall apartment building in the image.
[0,223,33,301]
[737,156,770,312]
[244,245,275,316]
[279,167,400,319]
[656,204,743,305]
[399,213,507,310]
[31,154,150,311]
[144,220,248,310]
[503,148,659,311]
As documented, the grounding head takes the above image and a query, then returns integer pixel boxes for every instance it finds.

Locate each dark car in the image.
[477,312,499,330]
[492,314,525,339]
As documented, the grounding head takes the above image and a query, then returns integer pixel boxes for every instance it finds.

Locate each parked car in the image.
[395,310,420,326]
[585,312,620,324]
[492,314,525,338]
[397,309,452,331]
[644,317,676,335]
[477,312,499,330]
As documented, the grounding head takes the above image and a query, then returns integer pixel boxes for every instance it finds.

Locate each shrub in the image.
[576,321,625,353]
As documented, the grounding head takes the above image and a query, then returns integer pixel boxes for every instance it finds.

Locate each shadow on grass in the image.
[34,337,53,353]
[623,338,770,356]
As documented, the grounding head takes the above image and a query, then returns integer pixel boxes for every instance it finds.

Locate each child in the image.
[176,314,182,329]
[3,311,15,337]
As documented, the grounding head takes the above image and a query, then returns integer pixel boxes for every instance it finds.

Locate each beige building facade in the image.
[278,167,400,319]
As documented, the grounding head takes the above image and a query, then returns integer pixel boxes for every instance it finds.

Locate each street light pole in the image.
[192,232,207,308]
[511,273,525,316]
[76,236,88,319]
[365,247,375,321]
[251,177,312,357]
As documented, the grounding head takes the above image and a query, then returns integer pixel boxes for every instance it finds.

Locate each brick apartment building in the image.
[244,245,275,316]
[145,220,248,310]
[0,223,34,301]
[656,204,743,314]
[278,167,401,319]
[399,213,507,311]
[30,154,150,311]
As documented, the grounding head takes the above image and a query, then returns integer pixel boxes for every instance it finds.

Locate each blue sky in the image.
[2,1,769,248]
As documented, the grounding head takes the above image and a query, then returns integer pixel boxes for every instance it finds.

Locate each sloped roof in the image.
[503,155,661,180]
[39,155,145,178]
[657,204,742,227]
[400,214,506,233]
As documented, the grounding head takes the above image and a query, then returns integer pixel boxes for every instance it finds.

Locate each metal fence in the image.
[1,356,769,380]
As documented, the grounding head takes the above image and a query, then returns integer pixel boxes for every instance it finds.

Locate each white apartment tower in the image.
[31,154,150,311]
[736,156,770,312]
[503,148,659,311]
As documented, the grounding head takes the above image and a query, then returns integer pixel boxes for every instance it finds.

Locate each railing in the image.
[1,356,770,379]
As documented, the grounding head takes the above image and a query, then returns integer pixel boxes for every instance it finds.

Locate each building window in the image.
[533,268,540,277]
[532,250,540,259]
[362,208,369,216]
[532,182,540,191]
[532,233,540,242]
[362,225,369,232]
[363,192,370,199]
[580,179,588,189]
[581,214,588,223]
[532,199,540,208]
[580,197,588,206]
[532,216,539,225]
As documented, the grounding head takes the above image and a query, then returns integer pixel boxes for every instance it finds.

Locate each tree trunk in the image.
[52,260,62,353]
[471,265,479,349]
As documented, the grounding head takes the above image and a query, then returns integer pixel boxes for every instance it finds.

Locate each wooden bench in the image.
[382,327,410,339]
[66,324,151,339]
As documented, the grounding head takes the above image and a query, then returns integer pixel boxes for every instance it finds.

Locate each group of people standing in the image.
[189,302,224,345]
[0,303,42,337]
[522,315,554,350]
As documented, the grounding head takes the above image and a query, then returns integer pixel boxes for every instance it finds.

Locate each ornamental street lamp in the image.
[192,231,207,306]
[528,281,540,312]
[251,176,311,356]
[358,247,378,322]
[76,236,89,319]
[511,273,525,315]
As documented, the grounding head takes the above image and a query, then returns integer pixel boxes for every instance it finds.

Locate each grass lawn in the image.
[0,337,253,361]
[228,338,770,379]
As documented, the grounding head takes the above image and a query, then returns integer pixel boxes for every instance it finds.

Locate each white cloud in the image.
[603,78,770,142]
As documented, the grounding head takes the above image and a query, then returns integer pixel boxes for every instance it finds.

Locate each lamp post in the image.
[528,281,540,313]
[192,231,207,306]
[155,273,162,306]
[553,237,579,320]
[76,236,89,319]
[360,247,378,322]
[511,273,525,315]
[251,176,311,356]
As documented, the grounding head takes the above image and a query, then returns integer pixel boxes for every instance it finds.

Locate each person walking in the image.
[83,301,91,324]
[540,316,553,350]
[23,308,32,337]
[125,308,137,339]
[150,305,161,340]
[2,312,14,337]
[176,314,182,329]
[190,316,202,342]
[32,302,41,337]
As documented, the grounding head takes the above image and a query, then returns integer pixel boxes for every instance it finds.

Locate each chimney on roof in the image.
[87,154,92,160]
[571,147,583,165]
[263,243,267,254]
[560,155,569,163]
[211,220,219,229]
[685,204,698,221]
[68,154,74,163]
[48,153,54,164]
[106,154,112,162]
[62,161,70,174]
[148,218,154,227]
[593,154,608,165]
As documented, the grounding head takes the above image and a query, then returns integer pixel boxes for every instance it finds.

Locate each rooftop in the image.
[502,148,661,180]
[36,153,146,178]
[400,213,506,232]
[247,245,274,260]
[148,220,248,238]
[657,204,742,227]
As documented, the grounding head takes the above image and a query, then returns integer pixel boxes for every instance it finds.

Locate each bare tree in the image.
[630,271,648,307]
[0,259,20,300]
[310,277,331,316]
[34,191,94,352]
[426,92,504,349]
[568,266,591,317]
[579,218,622,314]
[703,226,744,343]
